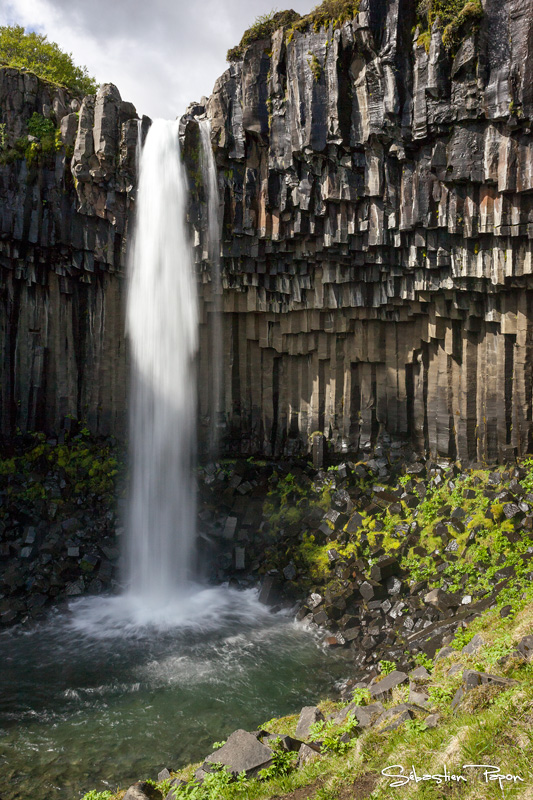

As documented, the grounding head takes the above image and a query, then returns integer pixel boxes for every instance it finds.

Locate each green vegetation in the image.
[0,111,64,166]
[0,25,97,95]
[258,739,298,779]
[0,430,121,507]
[226,1,361,61]
[82,589,533,800]
[286,0,360,40]
[378,660,396,677]
[416,0,484,51]
[264,461,533,611]
[309,715,359,755]
[226,10,300,62]
[81,792,114,800]
[307,51,322,82]
[351,687,371,705]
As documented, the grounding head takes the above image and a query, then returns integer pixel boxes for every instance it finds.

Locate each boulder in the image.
[262,733,302,752]
[204,729,273,777]
[516,635,533,660]
[462,670,520,692]
[461,634,484,654]
[122,783,162,800]
[374,704,414,730]
[295,706,324,739]
[351,702,385,728]
[296,743,321,767]
[369,671,408,701]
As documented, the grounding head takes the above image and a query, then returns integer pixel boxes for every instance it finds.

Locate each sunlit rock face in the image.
[193,0,533,462]
[2,0,533,462]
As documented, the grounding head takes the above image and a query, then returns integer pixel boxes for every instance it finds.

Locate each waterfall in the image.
[125,119,198,608]
[198,120,223,457]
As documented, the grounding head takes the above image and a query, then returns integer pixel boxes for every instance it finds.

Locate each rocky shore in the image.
[82,591,533,800]
[0,430,123,627]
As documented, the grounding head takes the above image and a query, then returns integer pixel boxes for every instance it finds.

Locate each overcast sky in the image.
[0,0,314,119]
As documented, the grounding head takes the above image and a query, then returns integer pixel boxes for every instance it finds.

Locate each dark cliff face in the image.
[2,0,533,463]
[0,70,138,437]
[194,0,533,462]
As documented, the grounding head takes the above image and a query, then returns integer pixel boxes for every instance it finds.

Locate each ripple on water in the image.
[0,586,351,800]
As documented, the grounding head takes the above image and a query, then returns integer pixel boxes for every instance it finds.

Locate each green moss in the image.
[307,52,322,82]
[417,30,431,52]
[287,0,360,38]
[416,0,483,52]
[0,430,122,507]
[226,9,301,62]
[227,1,361,61]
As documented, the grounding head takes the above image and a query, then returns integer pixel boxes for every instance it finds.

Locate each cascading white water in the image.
[198,120,223,456]
[125,119,198,608]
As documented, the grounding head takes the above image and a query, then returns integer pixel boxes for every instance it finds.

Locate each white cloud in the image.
[0,0,313,118]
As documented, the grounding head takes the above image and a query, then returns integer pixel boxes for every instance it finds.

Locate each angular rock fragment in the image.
[369,671,408,701]
[295,706,324,739]
[204,729,273,777]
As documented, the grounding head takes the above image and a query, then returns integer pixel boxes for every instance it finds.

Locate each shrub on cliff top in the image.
[227,9,301,61]
[416,0,483,50]
[227,1,361,62]
[0,25,97,96]
[289,0,360,36]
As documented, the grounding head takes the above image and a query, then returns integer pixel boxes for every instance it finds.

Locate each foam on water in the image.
[66,585,275,638]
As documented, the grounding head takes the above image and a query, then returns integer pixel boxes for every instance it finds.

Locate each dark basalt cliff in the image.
[0,72,138,438]
[2,0,533,462]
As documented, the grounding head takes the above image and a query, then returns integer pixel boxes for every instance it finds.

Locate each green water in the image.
[0,587,351,799]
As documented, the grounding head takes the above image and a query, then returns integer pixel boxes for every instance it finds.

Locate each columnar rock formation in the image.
[0,70,138,437]
[193,0,533,462]
[2,0,533,462]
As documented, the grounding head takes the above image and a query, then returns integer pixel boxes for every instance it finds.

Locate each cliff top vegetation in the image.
[226,1,360,61]
[417,0,484,50]
[0,25,98,96]
[227,0,482,62]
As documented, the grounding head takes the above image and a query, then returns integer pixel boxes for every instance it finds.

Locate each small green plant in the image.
[378,660,396,676]
[158,779,174,796]
[413,653,434,672]
[452,627,475,650]
[309,715,358,755]
[322,715,358,754]
[258,737,298,779]
[307,51,322,82]
[428,685,455,707]
[211,740,226,749]
[404,719,429,734]
[351,687,371,706]
[81,791,113,800]
[172,764,245,800]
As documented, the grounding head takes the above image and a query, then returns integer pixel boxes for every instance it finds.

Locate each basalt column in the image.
[190,0,533,463]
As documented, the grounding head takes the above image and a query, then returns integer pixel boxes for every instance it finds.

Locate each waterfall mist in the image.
[125,119,198,608]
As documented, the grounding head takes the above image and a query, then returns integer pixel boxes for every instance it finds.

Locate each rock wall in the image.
[0,70,138,438]
[190,0,533,462]
[2,0,533,464]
